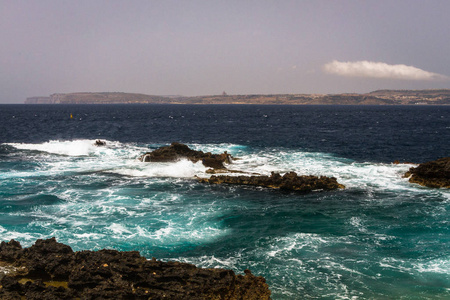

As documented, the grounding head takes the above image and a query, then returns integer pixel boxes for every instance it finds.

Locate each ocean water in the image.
[0,104,449,299]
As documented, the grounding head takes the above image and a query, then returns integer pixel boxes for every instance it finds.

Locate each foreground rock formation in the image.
[404,157,450,188]
[198,171,345,192]
[0,238,271,299]
[140,142,232,170]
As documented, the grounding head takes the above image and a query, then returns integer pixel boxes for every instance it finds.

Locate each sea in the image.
[0,104,449,299]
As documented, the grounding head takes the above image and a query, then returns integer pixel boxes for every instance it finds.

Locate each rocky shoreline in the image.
[0,238,271,299]
[404,157,450,188]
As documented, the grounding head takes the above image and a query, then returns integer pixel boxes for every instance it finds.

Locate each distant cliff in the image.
[25,90,450,105]
[25,96,52,104]
[48,92,175,104]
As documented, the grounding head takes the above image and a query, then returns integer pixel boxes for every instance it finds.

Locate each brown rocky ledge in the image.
[404,157,450,188]
[140,142,232,170]
[0,238,271,300]
[198,172,345,192]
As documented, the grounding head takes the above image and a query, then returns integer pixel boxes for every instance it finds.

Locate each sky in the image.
[1,0,450,103]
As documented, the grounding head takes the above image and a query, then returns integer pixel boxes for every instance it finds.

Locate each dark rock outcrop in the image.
[404,157,450,188]
[95,140,106,146]
[0,238,271,299]
[198,171,345,192]
[140,142,232,170]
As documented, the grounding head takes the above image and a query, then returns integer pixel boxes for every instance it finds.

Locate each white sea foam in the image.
[106,223,133,235]
[7,139,148,161]
[379,257,416,274]
[4,141,423,193]
[266,233,332,258]
[102,221,227,246]
[349,216,368,233]
[110,159,206,178]
[221,147,417,194]
[173,253,244,271]
[8,140,99,156]
[72,233,105,240]
[0,226,42,243]
[146,219,227,244]
[190,143,249,156]
[416,257,450,274]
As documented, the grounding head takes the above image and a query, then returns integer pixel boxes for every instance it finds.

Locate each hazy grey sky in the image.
[1,0,449,103]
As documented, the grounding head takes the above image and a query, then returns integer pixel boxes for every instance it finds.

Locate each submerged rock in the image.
[198,171,345,192]
[140,142,232,170]
[0,238,271,299]
[404,157,450,188]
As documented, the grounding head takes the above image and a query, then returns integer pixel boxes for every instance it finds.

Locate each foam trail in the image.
[7,140,99,156]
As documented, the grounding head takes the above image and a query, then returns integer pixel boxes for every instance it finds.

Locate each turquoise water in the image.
[0,105,449,298]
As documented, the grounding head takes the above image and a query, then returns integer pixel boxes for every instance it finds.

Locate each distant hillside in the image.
[25,90,450,105]
[367,89,450,104]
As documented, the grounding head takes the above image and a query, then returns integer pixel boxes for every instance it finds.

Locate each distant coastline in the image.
[25,89,450,105]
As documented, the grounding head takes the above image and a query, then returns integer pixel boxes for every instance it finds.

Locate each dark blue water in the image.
[1,104,449,299]
[1,104,449,162]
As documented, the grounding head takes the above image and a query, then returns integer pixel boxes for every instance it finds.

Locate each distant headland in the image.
[25,89,450,105]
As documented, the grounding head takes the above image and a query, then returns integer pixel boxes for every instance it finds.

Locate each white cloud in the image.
[323,60,448,80]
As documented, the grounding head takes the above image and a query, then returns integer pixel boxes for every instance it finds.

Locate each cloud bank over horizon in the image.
[323,60,448,81]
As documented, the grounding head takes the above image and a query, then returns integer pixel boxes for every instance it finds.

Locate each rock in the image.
[0,240,23,262]
[404,157,450,188]
[140,142,232,170]
[202,157,226,169]
[140,142,195,162]
[198,171,345,192]
[20,237,74,280]
[94,140,106,146]
[0,238,271,300]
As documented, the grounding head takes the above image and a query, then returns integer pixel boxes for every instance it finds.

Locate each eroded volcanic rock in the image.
[404,157,450,188]
[198,171,345,192]
[140,142,232,170]
[0,238,271,299]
